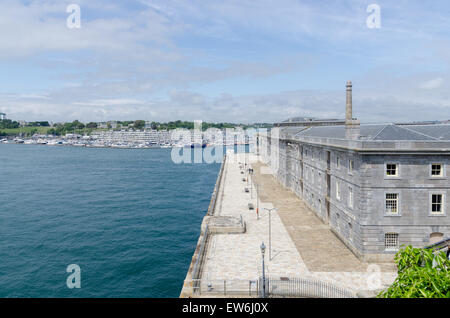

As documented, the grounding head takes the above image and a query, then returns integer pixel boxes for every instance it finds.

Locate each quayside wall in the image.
[180,155,228,298]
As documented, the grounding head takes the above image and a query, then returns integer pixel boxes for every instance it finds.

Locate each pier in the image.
[180,152,397,298]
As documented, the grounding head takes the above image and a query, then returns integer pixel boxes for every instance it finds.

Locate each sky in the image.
[0,0,449,124]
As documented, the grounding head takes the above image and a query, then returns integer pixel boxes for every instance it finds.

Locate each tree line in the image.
[0,119,272,137]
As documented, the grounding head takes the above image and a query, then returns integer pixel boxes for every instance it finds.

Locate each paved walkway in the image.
[201,152,397,293]
[203,153,308,282]
[251,161,395,273]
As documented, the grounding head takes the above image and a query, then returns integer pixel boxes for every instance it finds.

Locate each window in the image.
[430,232,444,244]
[348,187,353,208]
[386,163,398,177]
[385,233,399,250]
[385,193,399,214]
[431,164,443,177]
[336,182,340,200]
[431,194,444,215]
[336,156,340,168]
[349,160,354,173]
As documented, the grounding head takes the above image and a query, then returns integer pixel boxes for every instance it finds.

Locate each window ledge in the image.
[384,213,401,217]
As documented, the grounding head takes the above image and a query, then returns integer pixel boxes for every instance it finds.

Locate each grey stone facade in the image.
[258,124,450,262]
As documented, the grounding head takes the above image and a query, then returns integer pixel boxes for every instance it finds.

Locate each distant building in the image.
[65,133,82,139]
[91,129,170,145]
[108,121,118,129]
[0,113,6,120]
[258,81,450,262]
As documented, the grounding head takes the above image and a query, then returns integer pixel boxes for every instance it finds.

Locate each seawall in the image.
[179,154,228,298]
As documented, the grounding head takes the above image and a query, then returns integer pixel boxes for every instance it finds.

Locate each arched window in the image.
[429,232,444,245]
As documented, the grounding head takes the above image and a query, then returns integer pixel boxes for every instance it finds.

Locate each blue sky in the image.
[0,0,449,123]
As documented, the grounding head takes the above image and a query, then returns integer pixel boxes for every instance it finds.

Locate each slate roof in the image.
[290,123,450,141]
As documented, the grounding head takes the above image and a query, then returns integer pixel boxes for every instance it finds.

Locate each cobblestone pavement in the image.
[252,161,396,272]
[201,153,397,293]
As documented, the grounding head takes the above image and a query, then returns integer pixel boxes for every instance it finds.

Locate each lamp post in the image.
[255,183,259,220]
[264,207,277,261]
[260,241,266,298]
[249,167,253,199]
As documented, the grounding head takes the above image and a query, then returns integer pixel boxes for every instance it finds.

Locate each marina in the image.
[0,128,254,149]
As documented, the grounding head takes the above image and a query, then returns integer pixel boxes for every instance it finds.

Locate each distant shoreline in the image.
[0,142,249,150]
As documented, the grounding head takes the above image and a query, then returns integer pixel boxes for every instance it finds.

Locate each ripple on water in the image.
[0,144,222,297]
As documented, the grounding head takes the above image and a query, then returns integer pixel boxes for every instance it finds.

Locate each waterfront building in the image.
[91,129,171,146]
[258,81,450,262]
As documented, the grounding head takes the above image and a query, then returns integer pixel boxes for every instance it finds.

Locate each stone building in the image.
[258,82,450,262]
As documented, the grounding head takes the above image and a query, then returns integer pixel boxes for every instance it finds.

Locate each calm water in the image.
[0,144,223,297]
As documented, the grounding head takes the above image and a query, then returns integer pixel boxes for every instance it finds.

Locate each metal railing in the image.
[425,237,450,252]
[192,279,259,297]
[265,277,356,298]
[191,277,356,298]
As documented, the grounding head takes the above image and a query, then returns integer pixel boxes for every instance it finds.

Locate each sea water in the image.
[0,144,226,297]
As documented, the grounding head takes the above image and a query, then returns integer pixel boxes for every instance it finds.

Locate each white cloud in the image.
[419,77,444,90]
[0,0,450,123]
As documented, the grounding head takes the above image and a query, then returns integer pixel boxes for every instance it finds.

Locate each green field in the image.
[0,127,52,135]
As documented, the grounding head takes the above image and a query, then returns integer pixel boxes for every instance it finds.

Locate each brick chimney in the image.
[345,81,360,139]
